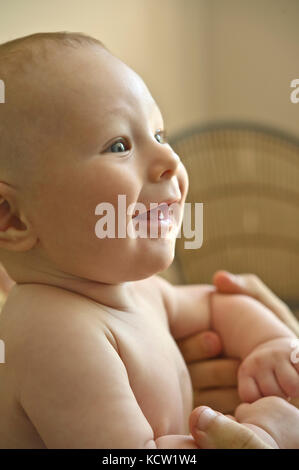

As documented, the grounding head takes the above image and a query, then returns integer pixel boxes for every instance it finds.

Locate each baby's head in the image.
[0,32,188,286]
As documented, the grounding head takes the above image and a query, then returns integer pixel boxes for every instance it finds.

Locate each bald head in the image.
[0,32,108,186]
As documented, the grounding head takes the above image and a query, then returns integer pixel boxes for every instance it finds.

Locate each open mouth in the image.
[132,202,174,223]
[131,201,181,239]
[132,199,180,221]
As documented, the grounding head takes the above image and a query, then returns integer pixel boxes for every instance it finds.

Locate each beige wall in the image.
[204,0,299,139]
[0,0,298,138]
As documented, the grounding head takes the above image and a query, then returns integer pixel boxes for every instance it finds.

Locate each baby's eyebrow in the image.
[100,99,162,126]
[101,106,127,119]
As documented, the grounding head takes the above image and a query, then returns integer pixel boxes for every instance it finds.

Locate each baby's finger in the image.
[177,331,222,362]
[234,402,253,421]
[193,387,240,415]
[238,375,262,403]
[275,361,299,398]
[256,369,288,399]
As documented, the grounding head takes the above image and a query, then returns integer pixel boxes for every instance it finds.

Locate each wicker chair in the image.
[159,122,299,316]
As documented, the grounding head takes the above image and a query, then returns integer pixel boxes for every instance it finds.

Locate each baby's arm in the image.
[154,276,299,402]
[16,312,198,449]
[210,293,296,359]
[154,274,295,350]
[211,294,299,402]
[152,275,214,339]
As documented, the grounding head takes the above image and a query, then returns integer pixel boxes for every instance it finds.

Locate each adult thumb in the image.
[212,270,245,294]
[189,406,273,449]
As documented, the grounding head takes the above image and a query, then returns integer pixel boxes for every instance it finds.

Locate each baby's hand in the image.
[235,396,299,449]
[238,337,299,403]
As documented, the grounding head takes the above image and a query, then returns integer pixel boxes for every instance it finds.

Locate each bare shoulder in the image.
[0,283,118,379]
[0,284,155,448]
[1,282,114,330]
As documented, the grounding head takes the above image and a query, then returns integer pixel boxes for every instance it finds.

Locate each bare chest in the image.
[108,308,193,438]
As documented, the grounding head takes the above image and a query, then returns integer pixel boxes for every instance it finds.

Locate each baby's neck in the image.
[21,273,139,312]
[6,255,140,313]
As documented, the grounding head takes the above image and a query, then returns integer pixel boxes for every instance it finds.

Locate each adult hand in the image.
[213,270,299,409]
[213,270,299,337]
[177,270,299,414]
[177,331,241,414]
[189,405,274,449]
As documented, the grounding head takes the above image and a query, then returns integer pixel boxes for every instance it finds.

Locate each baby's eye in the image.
[155,129,168,144]
[107,138,130,153]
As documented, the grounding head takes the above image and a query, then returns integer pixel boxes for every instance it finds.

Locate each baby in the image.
[0,32,298,449]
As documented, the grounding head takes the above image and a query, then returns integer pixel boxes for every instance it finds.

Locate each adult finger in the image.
[177,331,222,363]
[193,388,240,415]
[213,270,285,312]
[188,358,239,388]
[189,406,273,449]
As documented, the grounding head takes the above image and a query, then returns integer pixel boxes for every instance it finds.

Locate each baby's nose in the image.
[152,147,181,181]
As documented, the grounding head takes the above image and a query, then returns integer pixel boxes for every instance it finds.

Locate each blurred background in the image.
[0,0,298,313]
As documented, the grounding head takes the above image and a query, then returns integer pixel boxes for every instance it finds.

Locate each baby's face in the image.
[28,46,188,283]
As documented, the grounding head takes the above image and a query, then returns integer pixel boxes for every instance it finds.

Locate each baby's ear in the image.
[0,183,37,252]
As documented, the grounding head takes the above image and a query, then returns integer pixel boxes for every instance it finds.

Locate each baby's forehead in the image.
[2,38,158,128]
[41,46,155,123]
[1,42,160,175]
[44,47,160,142]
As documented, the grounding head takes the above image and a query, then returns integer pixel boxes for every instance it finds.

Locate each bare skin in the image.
[0,43,192,448]
[176,270,299,414]
[0,41,298,449]
[2,265,298,416]
[189,397,299,449]
[0,277,194,448]
[1,275,298,448]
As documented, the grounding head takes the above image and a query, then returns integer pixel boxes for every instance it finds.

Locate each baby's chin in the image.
[123,252,176,282]
[105,241,176,283]
[136,239,176,273]
[60,244,175,285]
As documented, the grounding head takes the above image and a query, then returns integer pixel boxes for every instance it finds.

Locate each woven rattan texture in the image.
[170,125,299,308]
